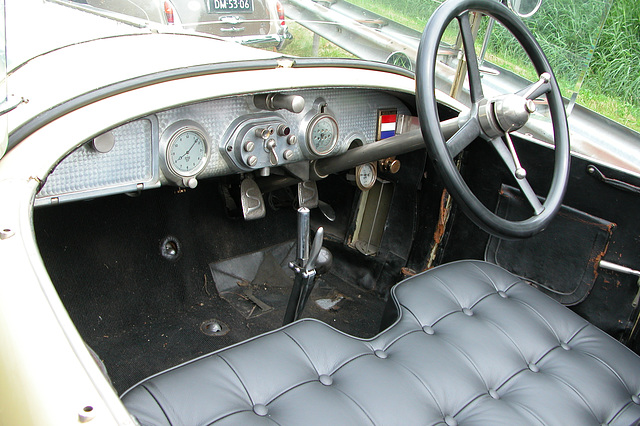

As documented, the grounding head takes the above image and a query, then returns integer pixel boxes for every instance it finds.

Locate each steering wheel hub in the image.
[494,94,535,133]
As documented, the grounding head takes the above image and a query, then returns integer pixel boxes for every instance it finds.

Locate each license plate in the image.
[209,0,254,13]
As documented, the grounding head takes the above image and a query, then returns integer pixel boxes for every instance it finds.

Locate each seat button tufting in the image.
[489,389,500,400]
[319,375,333,386]
[632,395,640,405]
[528,363,539,373]
[561,343,570,351]
[253,404,268,416]
[423,325,435,335]
[374,350,388,359]
[444,415,457,426]
[498,291,508,298]
[462,308,473,316]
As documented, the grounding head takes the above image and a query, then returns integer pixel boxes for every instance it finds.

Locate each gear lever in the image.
[283,207,332,325]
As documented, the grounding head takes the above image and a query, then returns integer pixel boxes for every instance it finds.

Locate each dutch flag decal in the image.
[379,112,397,140]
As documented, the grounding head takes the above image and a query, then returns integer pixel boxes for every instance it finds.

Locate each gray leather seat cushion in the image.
[122,260,640,425]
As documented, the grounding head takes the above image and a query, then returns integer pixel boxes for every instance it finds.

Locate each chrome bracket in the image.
[0,95,28,116]
[599,260,640,308]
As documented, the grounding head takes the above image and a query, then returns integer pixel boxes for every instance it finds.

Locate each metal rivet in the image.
[374,350,387,359]
[422,325,435,335]
[319,375,333,386]
[0,229,15,240]
[78,405,96,423]
[244,141,255,152]
[462,308,473,316]
[253,404,268,416]
[247,155,258,167]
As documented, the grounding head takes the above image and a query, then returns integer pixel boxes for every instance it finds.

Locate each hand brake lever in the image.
[283,208,326,325]
[305,227,324,272]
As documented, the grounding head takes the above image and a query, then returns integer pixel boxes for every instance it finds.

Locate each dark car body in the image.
[84,0,292,49]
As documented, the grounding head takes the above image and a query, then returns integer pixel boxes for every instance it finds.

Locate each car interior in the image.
[14,0,640,423]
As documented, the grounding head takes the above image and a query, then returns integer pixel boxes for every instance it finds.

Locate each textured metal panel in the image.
[37,119,154,199]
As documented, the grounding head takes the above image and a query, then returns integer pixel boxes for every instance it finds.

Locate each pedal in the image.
[298,181,318,209]
[240,177,266,220]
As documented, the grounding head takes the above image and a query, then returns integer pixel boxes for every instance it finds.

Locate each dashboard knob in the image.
[186,177,198,189]
[254,93,305,114]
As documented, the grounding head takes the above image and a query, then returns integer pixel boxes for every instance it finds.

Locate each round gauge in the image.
[168,129,207,174]
[160,120,211,187]
[355,162,377,191]
[307,114,338,156]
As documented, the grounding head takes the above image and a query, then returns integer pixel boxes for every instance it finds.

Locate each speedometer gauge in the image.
[307,114,338,156]
[160,120,211,188]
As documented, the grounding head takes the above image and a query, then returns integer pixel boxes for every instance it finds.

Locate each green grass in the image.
[585,0,640,115]
[347,0,441,31]
[482,0,640,132]
[579,87,640,131]
[278,22,356,58]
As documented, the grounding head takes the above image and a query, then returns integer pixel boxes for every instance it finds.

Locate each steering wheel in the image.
[416,0,570,239]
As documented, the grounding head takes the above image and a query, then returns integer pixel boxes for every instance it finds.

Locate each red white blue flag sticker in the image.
[378,109,397,140]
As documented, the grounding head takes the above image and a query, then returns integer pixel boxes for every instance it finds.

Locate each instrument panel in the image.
[35,88,410,206]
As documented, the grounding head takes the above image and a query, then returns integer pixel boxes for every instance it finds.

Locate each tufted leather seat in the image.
[122,260,640,425]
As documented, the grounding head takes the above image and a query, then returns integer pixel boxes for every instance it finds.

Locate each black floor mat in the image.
[97,259,385,394]
[486,185,615,305]
[34,184,386,395]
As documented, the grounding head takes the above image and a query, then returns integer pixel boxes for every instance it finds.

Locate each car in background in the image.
[81,0,292,49]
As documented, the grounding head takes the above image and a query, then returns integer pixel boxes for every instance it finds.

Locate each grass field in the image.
[281,0,639,132]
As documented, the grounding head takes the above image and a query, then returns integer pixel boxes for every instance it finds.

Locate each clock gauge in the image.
[160,120,211,188]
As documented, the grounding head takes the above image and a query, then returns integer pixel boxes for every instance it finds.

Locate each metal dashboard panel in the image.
[35,118,158,206]
[35,88,410,205]
[158,88,411,178]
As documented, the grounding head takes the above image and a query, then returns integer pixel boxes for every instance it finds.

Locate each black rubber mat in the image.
[486,185,615,305]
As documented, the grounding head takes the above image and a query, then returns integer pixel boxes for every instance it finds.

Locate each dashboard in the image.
[35,88,411,206]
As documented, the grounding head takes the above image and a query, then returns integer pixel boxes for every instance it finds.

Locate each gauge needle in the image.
[177,140,198,161]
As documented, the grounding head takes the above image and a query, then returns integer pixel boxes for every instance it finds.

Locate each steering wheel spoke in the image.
[489,136,544,215]
[457,12,484,103]
[517,72,552,100]
[416,0,569,238]
[447,114,481,158]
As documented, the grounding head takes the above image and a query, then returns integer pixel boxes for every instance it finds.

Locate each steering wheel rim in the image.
[416,0,570,239]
